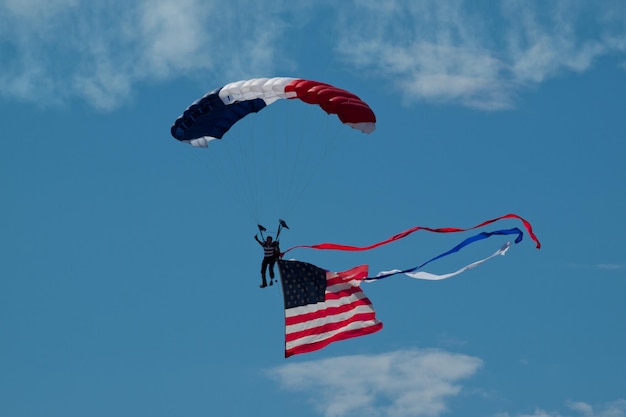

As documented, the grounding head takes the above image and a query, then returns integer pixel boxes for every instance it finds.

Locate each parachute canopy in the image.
[171,77,377,147]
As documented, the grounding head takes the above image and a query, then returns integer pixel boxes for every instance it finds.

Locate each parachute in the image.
[170,77,377,221]
[171,77,376,148]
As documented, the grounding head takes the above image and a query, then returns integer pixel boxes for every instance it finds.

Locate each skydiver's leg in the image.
[260,259,269,288]
[269,259,276,279]
[268,258,276,285]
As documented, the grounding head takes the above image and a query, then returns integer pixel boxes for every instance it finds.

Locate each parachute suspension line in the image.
[278,102,352,219]
[248,106,293,222]
[236,99,320,223]
[230,117,261,221]
[185,141,257,225]
[236,112,270,224]
[277,101,312,217]
[228,104,289,224]
[189,119,260,225]
[264,103,284,217]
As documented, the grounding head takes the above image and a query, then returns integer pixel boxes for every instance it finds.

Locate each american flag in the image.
[277,260,382,357]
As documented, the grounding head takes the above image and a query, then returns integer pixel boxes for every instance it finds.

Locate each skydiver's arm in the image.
[254,235,263,245]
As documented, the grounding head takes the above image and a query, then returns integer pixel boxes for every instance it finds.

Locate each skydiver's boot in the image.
[260,274,268,288]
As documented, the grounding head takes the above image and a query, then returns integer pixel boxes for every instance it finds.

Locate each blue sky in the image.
[1,1,625,416]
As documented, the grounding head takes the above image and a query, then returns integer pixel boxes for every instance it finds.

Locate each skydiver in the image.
[254,235,279,288]
[254,220,288,288]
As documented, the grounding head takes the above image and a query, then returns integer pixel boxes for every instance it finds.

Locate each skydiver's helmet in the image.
[266,236,273,242]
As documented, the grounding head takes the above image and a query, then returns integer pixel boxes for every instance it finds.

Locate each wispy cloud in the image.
[596,263,626,271]
[0,0,624,110]
[497,399,626,417]
[568,263,626,271]
[333,0,626,109]
[267,348,626,417]
[0,0,293,109]
[267,348,482,417]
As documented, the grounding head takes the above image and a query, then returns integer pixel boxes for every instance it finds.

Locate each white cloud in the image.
[267,348,482,417]
[0,0,294,109]
[137,0,215,77]
[0,0,624,110]
[498,400,626,417]
[267,348,626,417]
[596,264,626,270]
[333,0,626,109]
[568,263,626,271]
[1,0,78,20]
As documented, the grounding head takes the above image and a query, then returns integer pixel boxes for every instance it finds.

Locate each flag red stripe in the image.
[285,297,375,325]
[324,285,365,301]
[285,322,383,358]
[286,312,379,342]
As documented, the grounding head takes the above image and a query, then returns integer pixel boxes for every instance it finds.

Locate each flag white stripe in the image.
[286,304,377,333]
[284,292,372,318]
[286,320,381,351]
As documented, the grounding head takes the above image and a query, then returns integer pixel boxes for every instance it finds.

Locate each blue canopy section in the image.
[171,87,267,141]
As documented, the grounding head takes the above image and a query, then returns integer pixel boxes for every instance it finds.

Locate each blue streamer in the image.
[369,228,523,281]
